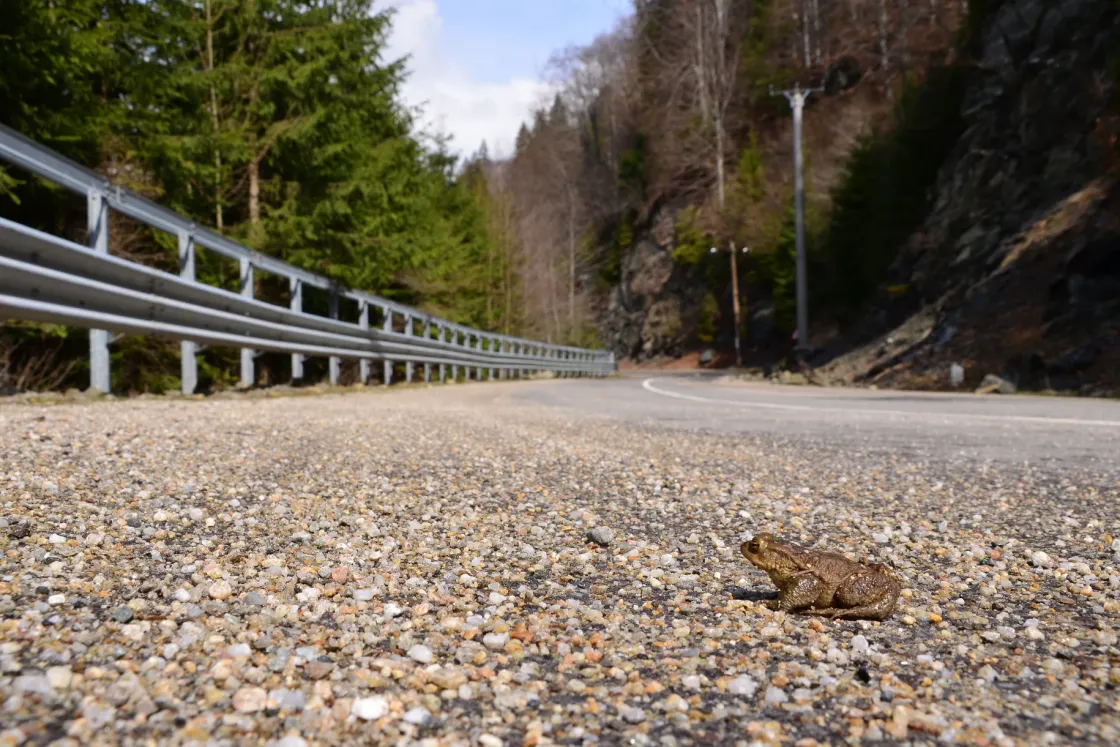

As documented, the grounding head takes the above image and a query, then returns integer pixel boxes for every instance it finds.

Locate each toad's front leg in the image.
[766,571,824,612]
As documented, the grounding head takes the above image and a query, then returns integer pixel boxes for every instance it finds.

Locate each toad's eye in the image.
[747,541,760,553]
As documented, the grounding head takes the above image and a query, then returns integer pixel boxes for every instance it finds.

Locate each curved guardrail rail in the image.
[0,125,615,392]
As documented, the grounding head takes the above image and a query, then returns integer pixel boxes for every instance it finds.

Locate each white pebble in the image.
[402,707,432,725]
[208,580,232,600]
[764,686,788,705]
[232,686,267,713]
[620,706,646,723]
[351,696,389,720]
[227,643,251,658]
[727,675,758,696]
[46,666,72,689]
[407,644,433,664]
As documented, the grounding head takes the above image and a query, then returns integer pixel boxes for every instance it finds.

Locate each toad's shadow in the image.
[728,586,777,603]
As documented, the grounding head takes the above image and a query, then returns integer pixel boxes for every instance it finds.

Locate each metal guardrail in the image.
[0,124,615,392]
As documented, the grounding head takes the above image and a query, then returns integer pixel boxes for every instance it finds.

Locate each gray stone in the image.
[949,363,965,387]
[588,526,614,547]
[977,374,1016,395]
[620,706,646,724]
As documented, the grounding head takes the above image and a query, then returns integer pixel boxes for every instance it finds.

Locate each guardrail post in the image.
[382,309,393,385]
[423,319,431,383]
[473,335,482,381]
[439,325,447,383]
[359,301,370,385]
[86,189,111,393]
[489,338,496,380]
[328,290,340,386]
[290,277,304,382]
[452,330,460,382]
[404,315,414,383]
[178,230,198,395]
[499,341,507,380]
[462,334,470,380]
[239,258,255,388]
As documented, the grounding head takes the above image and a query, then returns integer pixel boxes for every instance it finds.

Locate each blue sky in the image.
[384,0,629,158]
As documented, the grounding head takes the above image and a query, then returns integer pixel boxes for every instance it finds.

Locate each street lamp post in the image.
[771,82,823,360]
[711,242,749,368]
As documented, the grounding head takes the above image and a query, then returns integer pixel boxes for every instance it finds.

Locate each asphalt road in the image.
[514,372,1120,477]
[2,377,1118,745]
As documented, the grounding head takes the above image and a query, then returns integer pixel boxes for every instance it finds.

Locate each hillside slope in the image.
[818,0,1120,395]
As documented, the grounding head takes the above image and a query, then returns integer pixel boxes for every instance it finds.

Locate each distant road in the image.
[514,372,1120,474]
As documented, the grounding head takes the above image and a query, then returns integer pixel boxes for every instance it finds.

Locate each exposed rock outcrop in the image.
[600,209,706,361]
[820,0,1120,394]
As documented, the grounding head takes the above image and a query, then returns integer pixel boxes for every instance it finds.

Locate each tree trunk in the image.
[486,225,494,327]
[206,0,222,230]
[567,193,576,329]
[504,244,513,335]
[877,0,892,97]
[548,263,561,341]
[801,2,811,69]
[248,157,260,229]
[898,0,910,76]
[810,0,822,66]
[715,119,726,211]
[694,5,709,117]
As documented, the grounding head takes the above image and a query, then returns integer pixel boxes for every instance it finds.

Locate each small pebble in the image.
[408,644,433,664]
[352,696,389,721]
[588,527,614,546]
[232,686,267,713]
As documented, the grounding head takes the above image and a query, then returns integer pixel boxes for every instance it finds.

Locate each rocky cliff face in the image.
[600,208,707,361]
[603,0,1120,393]
[822,0,1120,394]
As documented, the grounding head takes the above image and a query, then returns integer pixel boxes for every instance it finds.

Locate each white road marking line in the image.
[641,377,1120,428]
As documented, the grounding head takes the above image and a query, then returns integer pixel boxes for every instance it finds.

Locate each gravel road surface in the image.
[1,377,1117,746]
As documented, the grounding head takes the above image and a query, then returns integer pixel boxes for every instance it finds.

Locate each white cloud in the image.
[383,0,555,159]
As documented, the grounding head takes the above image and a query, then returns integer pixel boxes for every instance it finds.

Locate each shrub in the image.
[671,205,710,266]
[817,64,967,319]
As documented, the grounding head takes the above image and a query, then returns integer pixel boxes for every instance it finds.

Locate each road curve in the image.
[512,373,1120,475]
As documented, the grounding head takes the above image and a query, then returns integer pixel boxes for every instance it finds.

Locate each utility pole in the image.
[771,83,822,360]
[710,242,750,368]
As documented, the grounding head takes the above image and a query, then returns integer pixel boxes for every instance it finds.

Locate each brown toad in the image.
[740,532,901,620]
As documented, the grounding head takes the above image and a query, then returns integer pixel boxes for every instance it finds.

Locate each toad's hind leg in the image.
[825,566,901,621]
[768,571,823,611]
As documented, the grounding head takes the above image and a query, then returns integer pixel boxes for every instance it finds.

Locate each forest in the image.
[2,1,998,391]
[502,0,974,360]
[0,0,525,391]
